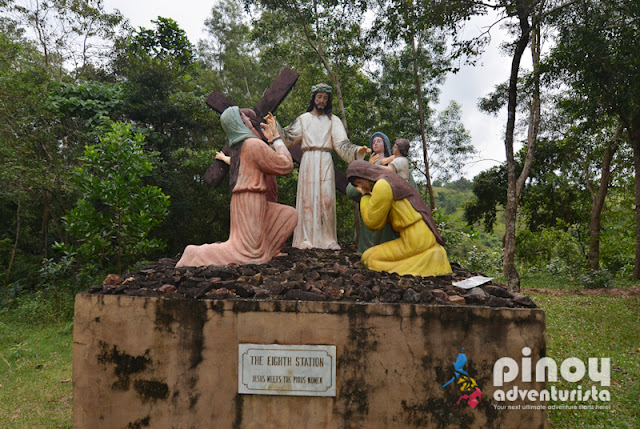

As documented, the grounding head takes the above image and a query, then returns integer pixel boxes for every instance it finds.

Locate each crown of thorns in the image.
[311,83,332,94]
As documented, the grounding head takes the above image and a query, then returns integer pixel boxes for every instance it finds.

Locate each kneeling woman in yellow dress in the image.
[346,160,452,277]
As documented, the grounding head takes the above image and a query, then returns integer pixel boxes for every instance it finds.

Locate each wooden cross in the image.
[202,68,349,194]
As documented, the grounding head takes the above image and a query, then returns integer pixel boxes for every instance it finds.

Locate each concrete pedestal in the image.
[73,294,546,428]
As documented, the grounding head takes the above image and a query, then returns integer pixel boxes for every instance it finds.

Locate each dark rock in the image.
[285,290,326,301]
[357,287,373,301]
[158,285,177,296]
[402,288,420,303]
[206,288,232,299]
[380,292,401,303]
[351,273,367,287]
[233,283,254,298]
[86,245,536,309]
[210,280,237,290]
[418,290,434,303]
[305,270,321,281]
[513,294,537,308]
[432,289,449,302]
[253,287,271,299]
[466,287,487,297]
[483,285,512,299]
[324,286,345,301]
[464,294,487,306]
[448,295,466,305]
[333,263,348,274]
[486,296,514,308]
[240,267,255,276]
[264,280,285,295]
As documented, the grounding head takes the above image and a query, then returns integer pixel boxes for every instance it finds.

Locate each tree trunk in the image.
[331,76,349,133]
[41,191,50,259]
[411,31,436,209]
[587,139,618,270]
[503,3,532,292]
[630,114,640,279]
[517,15,541,201]
[7,196,21,283]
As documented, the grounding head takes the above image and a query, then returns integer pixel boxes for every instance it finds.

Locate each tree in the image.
[8,0,124,80]
[369,0,455,208]
[198,0,264,106]
[0,1,126,283]
[248,0,369,132]
[114,18,224,253]
[548,0,640,277]
[423,101,475,183]
[63,122,169,274]
[456,0,578,291]
[0,19,56,282]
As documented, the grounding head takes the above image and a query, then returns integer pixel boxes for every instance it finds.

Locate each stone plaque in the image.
[238,344,336,397]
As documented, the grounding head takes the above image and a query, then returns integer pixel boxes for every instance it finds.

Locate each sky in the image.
[101,0,518,179]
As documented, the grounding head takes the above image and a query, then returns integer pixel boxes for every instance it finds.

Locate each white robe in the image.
[282,112,363,249]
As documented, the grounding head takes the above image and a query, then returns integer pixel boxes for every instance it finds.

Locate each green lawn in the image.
[1,290,638,428]
[525,291,640,428]
[0,316,73,428]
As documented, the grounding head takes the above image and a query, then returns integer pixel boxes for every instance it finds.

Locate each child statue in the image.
[347,131,398,253]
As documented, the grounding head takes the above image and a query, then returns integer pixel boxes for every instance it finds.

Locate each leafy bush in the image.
[62,122,170,273]
[579,269,613,289]
[432,209,502,274]
[461,245,503,275]
[516,226,585,277]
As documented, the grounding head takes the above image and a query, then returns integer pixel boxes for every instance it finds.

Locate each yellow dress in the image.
[360,179,452,277]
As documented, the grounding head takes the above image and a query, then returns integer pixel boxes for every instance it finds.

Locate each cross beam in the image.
[202,68,349,194]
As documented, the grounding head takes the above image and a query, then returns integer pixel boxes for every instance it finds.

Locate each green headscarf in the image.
[220,106,257,146]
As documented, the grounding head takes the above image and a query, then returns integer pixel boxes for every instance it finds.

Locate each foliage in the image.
[7,0,125,80]
[579,269,613,289]
[431,185,502,274]
[199,0,267,107]
[428,101,475,182]
[113,17,224,254]
[62,122,169,273]
[463,165,507,233]
[0,0,639,303]
[130,17,194,66]
[547,0,640,125]
[164,147,231,253]
[515,226,586,277]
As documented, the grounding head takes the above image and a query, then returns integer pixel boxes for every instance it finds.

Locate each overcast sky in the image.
[102,0,518,179]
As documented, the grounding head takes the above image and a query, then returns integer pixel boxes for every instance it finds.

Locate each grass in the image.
[525,292,640,428]
[0,282,638,428]
[0,297,74,429]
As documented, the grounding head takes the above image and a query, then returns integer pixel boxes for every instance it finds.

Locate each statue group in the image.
[176,83,452,278]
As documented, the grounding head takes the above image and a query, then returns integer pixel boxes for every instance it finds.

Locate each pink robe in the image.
[176,138,297,267]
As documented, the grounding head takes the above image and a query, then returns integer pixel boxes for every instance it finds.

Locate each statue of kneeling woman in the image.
[176,107,297,267]
[347,160,452,277]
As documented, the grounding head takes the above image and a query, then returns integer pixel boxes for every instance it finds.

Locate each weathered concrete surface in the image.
[73,294,546,428]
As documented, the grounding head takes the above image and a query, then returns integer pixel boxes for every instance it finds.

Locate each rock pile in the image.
[90,245,536,309]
